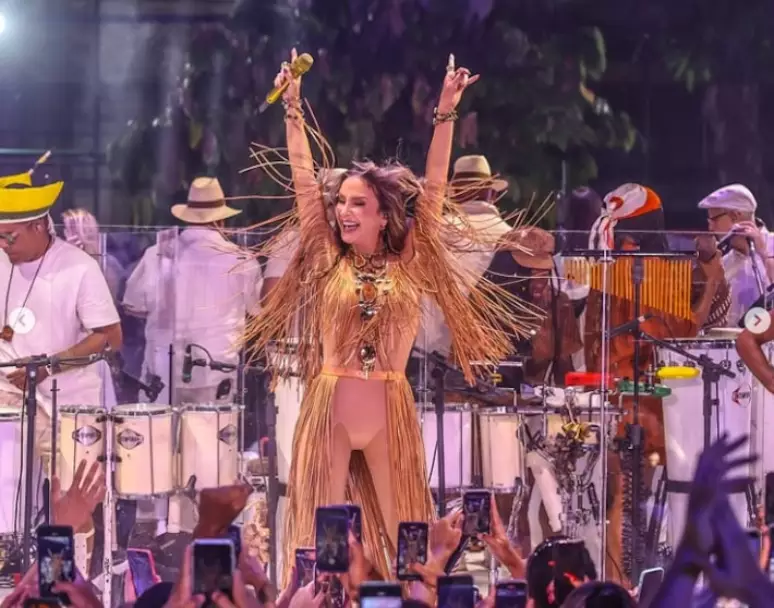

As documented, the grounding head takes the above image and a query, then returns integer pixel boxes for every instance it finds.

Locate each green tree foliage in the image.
[107,0,636,225]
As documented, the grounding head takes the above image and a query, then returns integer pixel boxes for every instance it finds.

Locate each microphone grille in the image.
[291,53,314,76]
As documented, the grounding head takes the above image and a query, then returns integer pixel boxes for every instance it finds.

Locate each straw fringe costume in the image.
[243,107,542,585]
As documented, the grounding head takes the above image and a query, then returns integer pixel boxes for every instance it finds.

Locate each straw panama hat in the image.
[171,177,241,224]
[451,155,508,192]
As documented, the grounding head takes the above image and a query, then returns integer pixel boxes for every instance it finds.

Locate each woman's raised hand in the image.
[438,54,480,113]
[274,48,303,104]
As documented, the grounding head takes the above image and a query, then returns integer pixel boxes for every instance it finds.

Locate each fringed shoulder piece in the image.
[410,184,546,383]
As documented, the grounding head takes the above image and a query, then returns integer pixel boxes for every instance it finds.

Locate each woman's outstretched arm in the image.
[422,54,480,218]
[276,48,326,234]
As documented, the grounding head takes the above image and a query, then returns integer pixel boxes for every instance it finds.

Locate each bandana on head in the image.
[588,183,662,250]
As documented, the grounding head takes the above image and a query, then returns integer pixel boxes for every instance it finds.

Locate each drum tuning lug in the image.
[96,415,108,424]
[112,415,125,424]
[736,360,746,373]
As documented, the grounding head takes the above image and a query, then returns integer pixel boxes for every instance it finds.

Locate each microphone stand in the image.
[167,344,175,404]
[431,362,447,518]
[47,379,59,525]
[0,353,105,571]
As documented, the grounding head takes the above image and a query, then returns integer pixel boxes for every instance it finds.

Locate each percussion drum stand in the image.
[261,370,279,584]
[431,361,448,518]
[636,331,735,561]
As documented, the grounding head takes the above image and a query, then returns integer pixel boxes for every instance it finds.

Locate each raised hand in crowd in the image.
[480,494,525,578]
[651,434,758,607]
[697,496,773,605]
[341,531,371,601]
[163,545,206,608]
[408,509,464,603]
[52,459,106,532]
[52,573,102,608]
[0,580,36,608]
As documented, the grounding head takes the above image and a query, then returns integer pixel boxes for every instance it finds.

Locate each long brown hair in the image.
[326,160,422,256]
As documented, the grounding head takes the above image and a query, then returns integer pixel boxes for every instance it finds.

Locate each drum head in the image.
[59,405,106,415]
[114,403,172,416]
[180,403,243,413]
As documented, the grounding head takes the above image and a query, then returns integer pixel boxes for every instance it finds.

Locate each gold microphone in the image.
[260,53,315,113]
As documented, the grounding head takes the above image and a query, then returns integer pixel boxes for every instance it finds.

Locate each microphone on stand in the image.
[606,313,655,340]
[259,53,315,113]
[182,345,193,384]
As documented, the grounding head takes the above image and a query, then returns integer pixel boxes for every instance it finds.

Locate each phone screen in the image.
[747,529,761,560]
[637,567,664,606]
[438,576,475,608]
[397,522,428,581]
[330,505,362,543]
[127,549,157,598]
[192,539,235,596]
[313,565,345,608]
[766,472,774,526]
[315,507,350,572]
[295,548,316,588]
[226,525,243,561]
[23,599,60,608]
[37,526,75,601]
[359,582,402,608]
[495,580,528,608]
[462,491,492,536]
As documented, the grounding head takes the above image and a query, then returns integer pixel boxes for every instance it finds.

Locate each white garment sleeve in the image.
[77,258,121,330]
[122,252,152,316]
[242,257,264,315]
[265,232,300,279]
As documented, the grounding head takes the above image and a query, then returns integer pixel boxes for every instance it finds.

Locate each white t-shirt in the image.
[123,228,262,395]
[723,229,774,324]
[0,238,120,411]
[416,200,512,356]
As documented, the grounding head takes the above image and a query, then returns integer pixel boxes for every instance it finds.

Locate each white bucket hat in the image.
[171,177,241,224]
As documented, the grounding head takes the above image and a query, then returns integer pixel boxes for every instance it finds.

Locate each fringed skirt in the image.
[281,366,436,586]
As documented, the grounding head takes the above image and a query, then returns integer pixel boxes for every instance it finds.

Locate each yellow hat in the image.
[0,181,63,224]
[0,172,32,188]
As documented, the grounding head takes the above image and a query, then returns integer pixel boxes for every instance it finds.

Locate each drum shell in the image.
[418,403,472,491]
[479,413,523,492]
[113,404,175,498]
[58,407,107,493]
[179,405,241,489]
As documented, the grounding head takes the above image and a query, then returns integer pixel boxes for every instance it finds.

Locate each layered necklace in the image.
[348,248,393,375]
[2,239,51,342]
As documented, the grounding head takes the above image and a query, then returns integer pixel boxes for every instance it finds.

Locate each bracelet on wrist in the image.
[433,106,458,126]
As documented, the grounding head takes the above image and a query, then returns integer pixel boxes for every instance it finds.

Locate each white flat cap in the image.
[697,184,757,213]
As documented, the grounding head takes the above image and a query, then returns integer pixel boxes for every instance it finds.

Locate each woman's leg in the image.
[329,424,353,505]
[361,429,398,552]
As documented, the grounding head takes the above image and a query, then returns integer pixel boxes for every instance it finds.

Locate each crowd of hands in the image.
[3,433,774,608]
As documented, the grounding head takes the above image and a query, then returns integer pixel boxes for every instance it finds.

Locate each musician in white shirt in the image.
[0,174,121,577]
[416,155,511,356]
[698,184,774,325]
[123,177,261,538]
